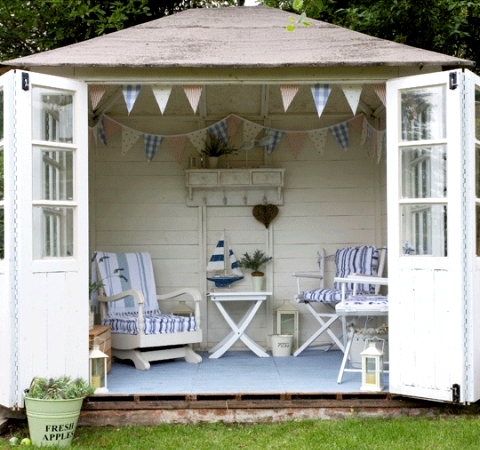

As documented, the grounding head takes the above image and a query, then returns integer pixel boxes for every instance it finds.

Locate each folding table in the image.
[208,291,272,358]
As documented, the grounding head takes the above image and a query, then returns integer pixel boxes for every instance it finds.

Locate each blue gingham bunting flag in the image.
[262,128,284,154]
[207,120,228,143]
[311,84,331,118]
[330,122,349,151]
[122,85,141,114]
[97,116,106,145]
[143,134,163,162]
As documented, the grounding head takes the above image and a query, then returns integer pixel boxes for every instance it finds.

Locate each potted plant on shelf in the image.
[24,375,95,447]
[238,249,272,291]
[201,132,237,168]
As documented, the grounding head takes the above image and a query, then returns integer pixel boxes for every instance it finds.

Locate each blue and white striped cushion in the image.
[95,251,159,314]
[343,295,388,309]
[302,246,379,303]
[103,313,197,335]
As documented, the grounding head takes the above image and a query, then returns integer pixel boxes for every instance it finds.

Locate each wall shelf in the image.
[185,168,285,206]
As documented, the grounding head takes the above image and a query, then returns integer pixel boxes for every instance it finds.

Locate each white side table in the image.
[208,291,272,358]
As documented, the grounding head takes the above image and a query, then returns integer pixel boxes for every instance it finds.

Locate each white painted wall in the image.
[90,83,387,352]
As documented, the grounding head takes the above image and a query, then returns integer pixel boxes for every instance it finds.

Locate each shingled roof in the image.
[2,6,474,69]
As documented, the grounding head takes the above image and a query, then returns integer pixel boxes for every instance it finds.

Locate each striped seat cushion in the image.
[103,313,197,335]
[343,295,388,309]
[302,246,379,303]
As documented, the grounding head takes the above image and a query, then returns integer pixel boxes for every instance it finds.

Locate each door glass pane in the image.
[33,206,74,258]
[32,88,73,143]
[401,86,446,141]
[401,146,446,198]
[401,205,447,256]
[32,148,73,201]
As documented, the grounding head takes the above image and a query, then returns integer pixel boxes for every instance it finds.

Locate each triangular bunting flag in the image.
[122,128,141,156]
[286,131,306,159]
[187,129,207,153]
[307,129,328,155]
[122,85,141,114]
[261,128,284,155]
[377,131,385,164]
[360,117,368,146]
[350,115,364,133]
[166,135,186,163]
[90,85,106,110]
[152,85,172,114]
[103,116,122,139]
[330,122,349,151]
[208,120,228,143]
[369,128,377,159]
[226,114,242,138]
[183,85,203,114]
[243,120,263,143]
[342,84,363,115]
[144,134,163,162]
[280,85,299,112]
[97,116,106,146]
[373,83,386,106]
[311,84,331,117]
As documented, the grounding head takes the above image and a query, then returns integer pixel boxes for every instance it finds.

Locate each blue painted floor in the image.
[106,349,389,395]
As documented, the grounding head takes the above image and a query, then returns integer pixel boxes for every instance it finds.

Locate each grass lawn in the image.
[2,416,480,449]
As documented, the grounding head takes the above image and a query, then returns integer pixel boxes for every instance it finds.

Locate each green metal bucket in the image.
[24,397,83,447]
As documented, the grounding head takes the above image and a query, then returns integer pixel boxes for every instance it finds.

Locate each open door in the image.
[387,69,480,403]
[0,70,88,408]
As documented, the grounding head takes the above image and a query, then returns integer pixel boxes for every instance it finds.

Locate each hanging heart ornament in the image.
[253,204,279,229]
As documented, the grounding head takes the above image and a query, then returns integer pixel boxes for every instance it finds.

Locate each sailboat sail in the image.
[207,233,244,288]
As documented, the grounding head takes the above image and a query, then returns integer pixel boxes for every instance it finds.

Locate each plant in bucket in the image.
[238,249,272,291]
[24,376,94,447]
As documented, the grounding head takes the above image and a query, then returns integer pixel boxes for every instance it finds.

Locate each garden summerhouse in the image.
[0,6,479,412]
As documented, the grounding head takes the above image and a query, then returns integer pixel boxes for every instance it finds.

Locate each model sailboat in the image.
[206,232,244,288]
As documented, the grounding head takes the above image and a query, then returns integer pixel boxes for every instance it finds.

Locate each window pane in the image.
[401,86,446,141]
[33,206,74,259]
[401,146,446,198]
[0,207,3,260]
[32,88,73,143]
[401,205,447,256]
[32,148,73,201]
[477,204,480,257]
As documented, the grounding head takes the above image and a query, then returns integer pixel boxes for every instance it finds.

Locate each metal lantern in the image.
[89,344,108,394]
[171,300,194,317]
[275,300,299,350]
[360,339,384,392]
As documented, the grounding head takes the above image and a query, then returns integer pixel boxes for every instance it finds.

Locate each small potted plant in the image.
[201,132,237,168]
[238,249,272,291]
[24,375,95,447]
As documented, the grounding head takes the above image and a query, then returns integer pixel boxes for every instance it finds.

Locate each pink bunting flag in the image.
[183,85,203,114]
[90,85,106,110]
[226,114,243,138]
[286,132,306,160]
[166,136,186,163]
[280,85,299,112]
[350,115,364,133]
[103,116,122,139]
[373,84,386,106]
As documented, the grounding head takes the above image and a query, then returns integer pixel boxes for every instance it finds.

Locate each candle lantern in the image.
[360,339,385,392]
[171,300,194,317]
[89,344,108,394]
[275,300,299,350]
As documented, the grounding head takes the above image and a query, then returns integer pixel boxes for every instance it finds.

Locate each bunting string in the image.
[92,113,385,163]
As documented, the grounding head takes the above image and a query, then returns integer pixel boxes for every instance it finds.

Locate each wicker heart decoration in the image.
[252,204,279,229]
